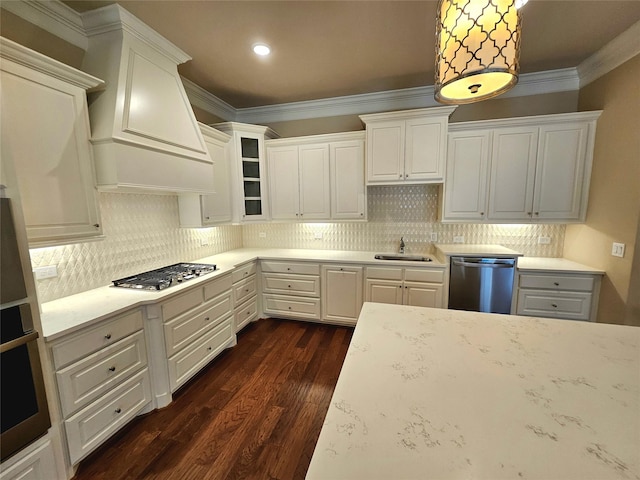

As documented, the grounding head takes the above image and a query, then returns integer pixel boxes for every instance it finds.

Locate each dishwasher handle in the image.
[451,258,515,268]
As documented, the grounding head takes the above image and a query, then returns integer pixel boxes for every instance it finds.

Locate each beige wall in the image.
[564,55,640,326]
[191,105,225,125]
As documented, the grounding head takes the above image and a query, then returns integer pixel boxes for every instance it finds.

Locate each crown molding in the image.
[0,0,87,50]
[577,20,640,88]
[182,76,237,121]
[235,68,580,125]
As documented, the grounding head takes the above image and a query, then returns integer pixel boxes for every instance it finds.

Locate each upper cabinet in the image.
[0,38,104,246]
[442,111,602,223]
[80,5,214,194]
[213,122,278,223]
[178,124,232,227]
[266,132,366,222]
[359,107,457,185]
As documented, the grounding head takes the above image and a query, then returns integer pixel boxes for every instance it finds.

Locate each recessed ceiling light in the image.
[253,44,271,56]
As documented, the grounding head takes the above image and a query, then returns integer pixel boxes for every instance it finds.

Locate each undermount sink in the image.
[374,254,432,262]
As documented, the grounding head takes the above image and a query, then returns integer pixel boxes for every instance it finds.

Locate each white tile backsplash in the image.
[30,186,564,302]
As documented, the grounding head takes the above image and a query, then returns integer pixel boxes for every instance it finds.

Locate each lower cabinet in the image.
[232,261,259,332]
[515,271,602,322]
[48,308,152,466]
[321,265,363,325]
[161,273,235,392]
[365,267,445,308]
[0,436,58,480]
[262,261,321,321]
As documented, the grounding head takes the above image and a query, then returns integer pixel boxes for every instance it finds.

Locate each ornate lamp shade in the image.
[435,0,522,104]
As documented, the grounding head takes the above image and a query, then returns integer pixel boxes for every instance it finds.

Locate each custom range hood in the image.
[80,5,214,193]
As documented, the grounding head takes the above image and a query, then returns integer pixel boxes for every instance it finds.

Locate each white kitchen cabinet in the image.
[365,267,445,308]
[0,436,58,480]
[515,271,602,322]
[266,132,366,221]
[0,38,104,246]
[442,130,491,221]
[47,307,152,465]
[330,139,366,219]
[261,261,321,321]
[442,111,601,223]
[267,144,331,221]
[232,261,259,332]
[213,122,278,223]
[360,107,457,185]
[321,265,364,326]
[178,124,232,227]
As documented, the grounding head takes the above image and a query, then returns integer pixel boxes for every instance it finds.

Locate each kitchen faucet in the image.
[399,236,405,254]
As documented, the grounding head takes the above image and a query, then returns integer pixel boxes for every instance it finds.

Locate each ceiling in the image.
[62,1,640,109]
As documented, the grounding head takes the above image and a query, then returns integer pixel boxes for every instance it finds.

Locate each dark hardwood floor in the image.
[72,318,353,480]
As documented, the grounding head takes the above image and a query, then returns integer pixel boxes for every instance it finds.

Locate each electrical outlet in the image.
[612,242,625,258]
[430,232,438,242]
[453,235,464,244]
[259,232,266,238]
[538,236,551,245]
[314,232,323,240]
[200,239,210,246]
[34,265,57,280]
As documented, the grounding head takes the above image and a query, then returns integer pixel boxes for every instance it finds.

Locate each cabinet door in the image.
[405,117,446,182]
[533,123,588,221]
[442,131,491,221]
[267,145,299,220]
[366,121,405,183]
[1,65,101,245]
[365,279,403,305]
[403,282,443,308]
[200,139,232,224]
[488,127,538,221]
[330,140,366,219]
[322,266,364,325]
[237,132,269,221]
[299,144,330,220]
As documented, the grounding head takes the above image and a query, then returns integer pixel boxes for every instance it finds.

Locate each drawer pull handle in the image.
[554,282,560,286]
[108,366,116,372]
[551,303,558,308]
[105,334,112,340]
[115,408,122,414]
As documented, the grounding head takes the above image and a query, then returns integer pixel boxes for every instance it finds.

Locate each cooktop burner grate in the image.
[112,263,217,290]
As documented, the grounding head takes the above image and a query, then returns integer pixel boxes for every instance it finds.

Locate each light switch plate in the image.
[314,232,323,240]
[430,233,438,242]
[34,265,57,280]
[612,242,625,258]
[259,232,266,238]
[538,236,551,245]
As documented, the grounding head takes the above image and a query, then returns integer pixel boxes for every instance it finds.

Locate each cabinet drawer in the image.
[65,368,152,465]
[56,331,147,417]
[203,273,233,302]
[404,268,444,283]
[168,318,234,391]
[517,290,592,321]
[365,267,403,280]
[262,273,320,297]
[232,262,257,284]
[164,291,233,357]
[519,274,594,292]
[51,309,143,369]
[162,288,204,322]
[235,295,258,333]
[261,261,320,275]
[263,294,321,320]
[233,275,257,306]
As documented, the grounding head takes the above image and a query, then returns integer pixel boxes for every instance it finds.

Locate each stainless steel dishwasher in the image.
[449,256,516,314]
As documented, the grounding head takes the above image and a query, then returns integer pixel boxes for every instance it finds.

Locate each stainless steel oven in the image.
[0,198,50,462]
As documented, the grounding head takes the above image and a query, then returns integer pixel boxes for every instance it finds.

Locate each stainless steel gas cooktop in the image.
[112,263,217,291]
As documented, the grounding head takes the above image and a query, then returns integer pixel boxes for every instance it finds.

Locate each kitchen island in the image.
[307,302,639,480]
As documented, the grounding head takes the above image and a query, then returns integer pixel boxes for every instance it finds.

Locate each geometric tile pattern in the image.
[30,187,564,303]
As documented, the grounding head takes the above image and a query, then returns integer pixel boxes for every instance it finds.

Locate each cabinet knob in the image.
[553,282,560,286]
[247,311,251,315]
[104,333,112,340]
[405,174,408,178]
[288,285,291,288]
[399,174,402,178]
[207,346,212,351]
[245,288,249,292]
[115,408,122,414]
[204,316,210,321]
[527,212,532,216]
[480,212,485,216]
[551,303,558,308]
[108,366,116,372]
[205,216,210,220]
[360,213,364,216]
[288,306,292,310]
[93,223,100,228]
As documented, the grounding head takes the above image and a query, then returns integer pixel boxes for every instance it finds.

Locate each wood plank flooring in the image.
[72,319,353,480]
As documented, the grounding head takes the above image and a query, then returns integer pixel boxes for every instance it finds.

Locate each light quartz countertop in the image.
[40,248,444,341]
[307,302,640,480]
[517,257,605,274]
[435,243,524,259]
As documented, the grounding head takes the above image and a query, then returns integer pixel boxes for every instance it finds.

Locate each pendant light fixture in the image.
[435,0,522,104]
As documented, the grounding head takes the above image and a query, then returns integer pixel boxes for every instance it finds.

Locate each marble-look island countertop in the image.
[307,303,639,480]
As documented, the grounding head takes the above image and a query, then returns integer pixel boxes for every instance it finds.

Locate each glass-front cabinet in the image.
[212,122,278,222]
